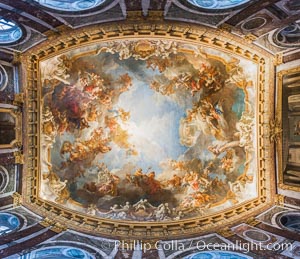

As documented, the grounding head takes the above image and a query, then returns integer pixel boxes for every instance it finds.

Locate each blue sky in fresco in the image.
[100,65,189,174]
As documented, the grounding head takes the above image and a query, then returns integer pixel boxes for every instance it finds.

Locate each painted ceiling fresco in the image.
[40,39,258,222]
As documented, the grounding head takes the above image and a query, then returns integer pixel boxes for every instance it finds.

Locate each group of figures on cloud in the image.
[42,63,139,176]
[74,157,253,221]
[149,62,226,97]
[182,97,229,144]
[60,128,111,170]
[80,165,165,204]
[43,54,133,135]
[42,152,253,221]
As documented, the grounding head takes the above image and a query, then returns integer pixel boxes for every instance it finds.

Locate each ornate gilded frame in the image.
[276,66,300,192]
[0,107,22,149]
[22,18,275,239]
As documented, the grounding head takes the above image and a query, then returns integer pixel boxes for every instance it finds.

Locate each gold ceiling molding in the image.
[12,192,22,207]
[275,194,285,206]
[217,23,233,33]
[14,151,24,164]
[39,218,67,233]
[39,217,56,228]
[21,21,274,239]
[243,34,257,44]
[274,53,283,66]
[245,217,260,226]
[269,116,282,143]
[13,93,24,107]
[217,227,234,238]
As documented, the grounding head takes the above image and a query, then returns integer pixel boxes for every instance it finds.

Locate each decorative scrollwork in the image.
[275,194,285,206]
[269,117,282,143]
[246,217,260,226]
[14,151,24,164]
[51,222,67,233]
[12,192,22,207]
[217,23,233,33]
[274,53,283,66]
[244,34,257,44]
[217,227,234,237]
[13,93,24,106]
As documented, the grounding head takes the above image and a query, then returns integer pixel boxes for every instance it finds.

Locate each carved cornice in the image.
[51,222,67,233]
[12,192,22,207]
[217,23,233,33]
[14,151,24,164]
[217,227,234,238]
[39,217,55,227]
[245,217,260,226]
[244,34,257,44]
[274,53,283,66]
[275,194,285,206]
[269,116,282,143]
[13,93,24,107]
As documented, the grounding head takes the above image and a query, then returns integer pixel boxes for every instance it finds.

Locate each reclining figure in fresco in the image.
[86,204,98,216]
[152,203,172,221]
[42,167,70,204]
[133,199,155,212]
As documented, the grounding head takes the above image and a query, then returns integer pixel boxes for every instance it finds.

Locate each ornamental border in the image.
[22,20,274,239]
